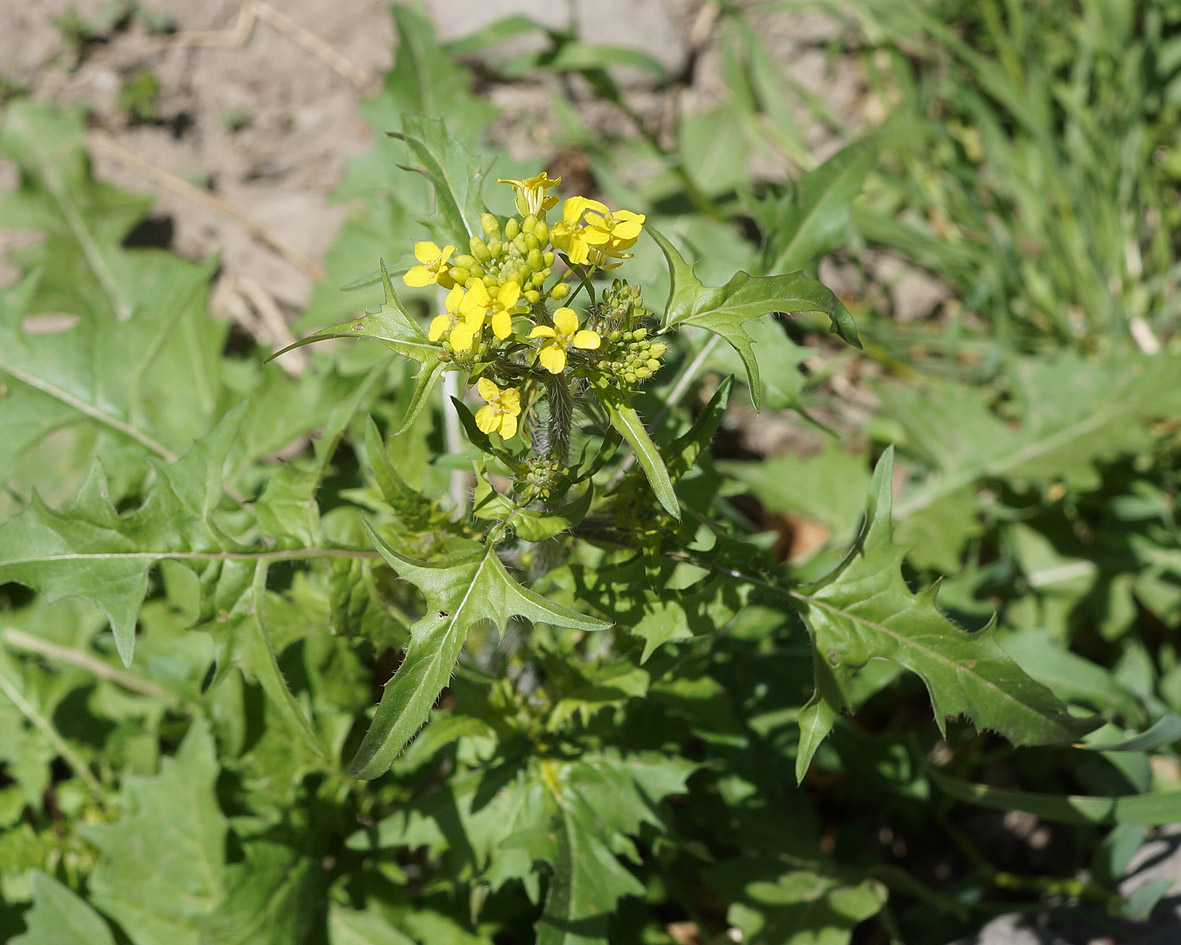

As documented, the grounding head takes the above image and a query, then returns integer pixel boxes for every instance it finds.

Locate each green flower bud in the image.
[470,237,491,262]
[646,359,661,372]
[448,266,471,285]
[525,289,541,304]
[486,239,503,258]
[649,343,668,359]
[504,217,520,240]
[550,282,570,300]
[534,220,549,244]
[524,234,540,252]
[542,251,555,267]
[636,367,652,380]
[523,214,538,232]
[527,248,544,271]
[633,327,647,340]
[480,213,501,238]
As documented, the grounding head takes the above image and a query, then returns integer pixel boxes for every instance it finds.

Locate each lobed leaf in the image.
[650,227,859,410]
[792,448,1100,780]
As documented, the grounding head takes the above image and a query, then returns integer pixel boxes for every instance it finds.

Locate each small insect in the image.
[438,610,449,618]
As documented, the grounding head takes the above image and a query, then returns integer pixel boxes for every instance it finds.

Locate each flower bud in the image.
[527,248,544,271]
[550,282,570,300]
[525,289,541,304]
[636,367,652,380]
[648,343,668,359]
[504,217,520,240]
[470,237,491,262]
[632,327,647,340]
[646,359,662,372]
[534,220,549,244]
[542,251,555,268]
[523,214,538,233]
[480,213,501,238]
[448,266,471,285]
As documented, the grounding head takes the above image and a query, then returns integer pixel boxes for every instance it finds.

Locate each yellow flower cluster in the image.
[402,174,650,439]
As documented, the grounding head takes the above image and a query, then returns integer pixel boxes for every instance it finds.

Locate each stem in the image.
[2,628,174,702]
[0,661,111,808]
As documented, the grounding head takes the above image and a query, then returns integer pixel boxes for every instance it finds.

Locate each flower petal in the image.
[538,344,567,374]
[450,324,476,350]
[403,265,433,287]
[500,388,521,412]
[414,241,442,264]
[477,377,499,401]
[445,285,465,310]
[529,326,556,339]
[553,308,579,335]
[498,412,518,439]
[497,281,521,306]
[428,315,449,342]
[491,309,512,340]
[475,405,499,434]
[573,329,601,350]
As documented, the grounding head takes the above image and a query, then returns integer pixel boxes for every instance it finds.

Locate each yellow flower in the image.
[475,378,521,438]
[529,307,601,374]
[428,286,480,351]
[582,207,645,254]
[403,241,456,288]
[550,197,608,266]
[498,172,562,218]
[462,278,523,340]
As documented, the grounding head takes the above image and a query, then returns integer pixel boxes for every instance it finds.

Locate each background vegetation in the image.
[2,2,1181,943]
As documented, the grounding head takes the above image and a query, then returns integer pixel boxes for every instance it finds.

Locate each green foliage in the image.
[5,4,1181,945]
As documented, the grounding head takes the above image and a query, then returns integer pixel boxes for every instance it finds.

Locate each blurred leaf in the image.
[708,856,886,945]
[84,720,227,944]
[929,767,1181,826]
[12,872,116,945]
[393,115,488,249]
[756,141,874,274]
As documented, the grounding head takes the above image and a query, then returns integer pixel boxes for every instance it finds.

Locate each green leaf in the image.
[928,767,1181,826]
[594,383,679,518]
[84,720,227,945]
[350,521,609,778]
[12,872,116,945]
[791,448,1100,780]
[886,352,1181,520]
[198,839,320,945]
[650,227,859,410]
[328,904,417,945]
[0,406,246,665]
[522,753,695,945]
[392,115,488,248]
[662,375,732,483]
[756,141,874,274]
[708,857,886,945]
[272,260,435,365]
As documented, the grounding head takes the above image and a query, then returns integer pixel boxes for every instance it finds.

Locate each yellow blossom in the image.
[462,278,523,340]
[529,307,600,374]
[403,241,456,288]
[582,207,645,254]
[474,378,521,438]
[428,286,480,351]
[498,172,562,218]
[550,197,608,266]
